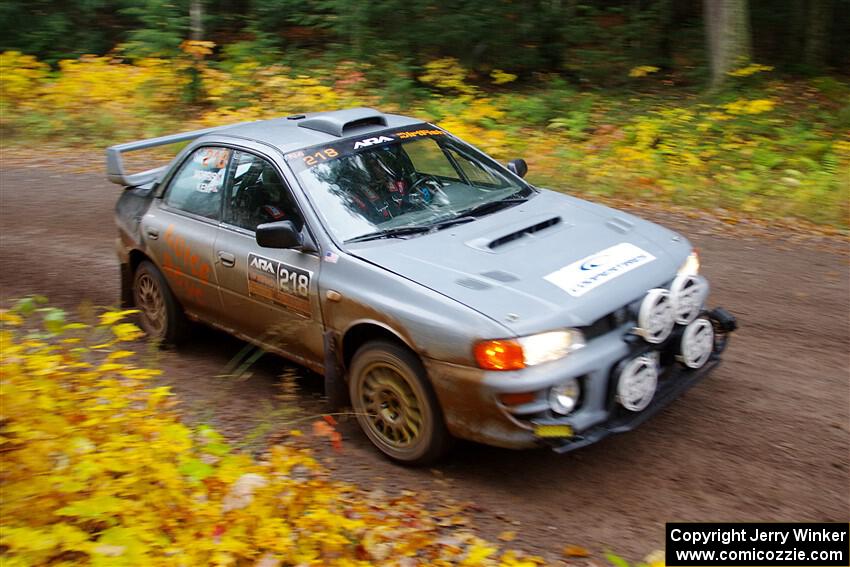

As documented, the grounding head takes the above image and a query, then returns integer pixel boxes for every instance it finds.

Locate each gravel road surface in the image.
[1,162,847,561]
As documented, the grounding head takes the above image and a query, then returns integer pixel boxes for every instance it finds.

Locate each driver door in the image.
[213,150,324,369]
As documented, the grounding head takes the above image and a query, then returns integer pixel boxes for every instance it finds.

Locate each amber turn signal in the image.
[474,340,525,370]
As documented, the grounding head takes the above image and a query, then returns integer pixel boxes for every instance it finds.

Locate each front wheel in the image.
[349,340,451,465]
[132,260,189,345]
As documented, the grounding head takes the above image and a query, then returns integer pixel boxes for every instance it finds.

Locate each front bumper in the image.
[424,307,736,451]
[541,356,719,453]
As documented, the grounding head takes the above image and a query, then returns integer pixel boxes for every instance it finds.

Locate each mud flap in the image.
[323,331,348,410]
[120,262,134,308]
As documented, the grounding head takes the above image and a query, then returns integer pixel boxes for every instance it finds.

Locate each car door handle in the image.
[146,228,159,240]
[218,251,236,267]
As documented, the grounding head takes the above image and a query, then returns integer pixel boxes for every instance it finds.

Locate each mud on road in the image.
[1,162,848,561]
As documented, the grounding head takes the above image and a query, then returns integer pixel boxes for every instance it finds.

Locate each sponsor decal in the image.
[353,135,395,149]
[545,242,656,297]
[396,128,444,139]
[247,253,313,315]
[160,224,211,305]
[193,169,224,193]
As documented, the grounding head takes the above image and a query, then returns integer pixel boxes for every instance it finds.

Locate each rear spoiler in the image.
[105,125,230,187]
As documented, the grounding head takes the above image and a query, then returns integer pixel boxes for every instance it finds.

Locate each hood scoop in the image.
[467,216,562,253]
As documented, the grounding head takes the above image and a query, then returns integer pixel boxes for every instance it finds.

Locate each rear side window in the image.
[164,147,231,219]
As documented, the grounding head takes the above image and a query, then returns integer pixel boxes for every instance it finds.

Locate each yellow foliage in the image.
[437,116,508,157]
[198,64,345,125]
[629,65,660,78]
[0,51,49,108]
[180,40,216,59]
[1,51,845,227]
[0,304,556,566]
[491,69,518,85]
[727,63,774,77]
[723,98,776,115]
[419,57,478,95]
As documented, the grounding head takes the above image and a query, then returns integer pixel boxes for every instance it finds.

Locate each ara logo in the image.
[249,255,276,273]
[353,136,394,149]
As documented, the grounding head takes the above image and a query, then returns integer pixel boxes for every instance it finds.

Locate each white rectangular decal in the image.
[545,242,656,297]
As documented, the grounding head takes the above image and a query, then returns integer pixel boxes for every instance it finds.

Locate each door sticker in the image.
[247,253,313,315]
[544,242,656,297]
[161,224,212,304]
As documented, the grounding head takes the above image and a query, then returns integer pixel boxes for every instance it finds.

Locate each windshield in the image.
[285,125,533,242]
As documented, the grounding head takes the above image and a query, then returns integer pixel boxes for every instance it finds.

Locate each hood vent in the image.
[488,216,561,250]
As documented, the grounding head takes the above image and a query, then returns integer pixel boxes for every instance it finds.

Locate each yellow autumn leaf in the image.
[99,310,139,326]
[0,310,23,325]
[111,322,143,341]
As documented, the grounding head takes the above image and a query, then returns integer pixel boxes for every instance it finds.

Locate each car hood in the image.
[347,190,692,336]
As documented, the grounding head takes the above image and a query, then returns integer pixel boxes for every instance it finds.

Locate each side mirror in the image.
[507,158,528,179]
[256,220,303,249]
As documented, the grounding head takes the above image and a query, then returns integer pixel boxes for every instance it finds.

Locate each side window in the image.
[225,151,303,232]
[164,147,230,219]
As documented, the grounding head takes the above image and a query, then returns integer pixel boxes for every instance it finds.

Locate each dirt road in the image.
[1,163,848,561]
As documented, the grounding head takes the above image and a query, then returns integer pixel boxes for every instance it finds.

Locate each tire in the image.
[132,260,189,345]
[349,340,452,465]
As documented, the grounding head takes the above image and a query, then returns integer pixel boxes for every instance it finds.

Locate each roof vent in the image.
[297,107,388,137]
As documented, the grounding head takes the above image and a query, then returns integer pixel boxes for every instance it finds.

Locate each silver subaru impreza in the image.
[110,107,736,464]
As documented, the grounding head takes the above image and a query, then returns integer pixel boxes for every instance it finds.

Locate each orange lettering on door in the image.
[161,224,212,303]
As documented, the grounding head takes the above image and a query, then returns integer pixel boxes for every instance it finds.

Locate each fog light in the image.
[636,288,675,344]
[549,378,581,415]
[617,354,659,411]
[678,317,715,369]
[670,274,709,325]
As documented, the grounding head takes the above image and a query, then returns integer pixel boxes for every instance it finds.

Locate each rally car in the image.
[109,107,736,464]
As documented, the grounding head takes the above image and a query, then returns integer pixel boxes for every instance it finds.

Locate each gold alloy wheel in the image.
[135,272,166,338]
[359,362,424,449]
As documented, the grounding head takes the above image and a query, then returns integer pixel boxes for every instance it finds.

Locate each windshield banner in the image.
[284,124,444,173]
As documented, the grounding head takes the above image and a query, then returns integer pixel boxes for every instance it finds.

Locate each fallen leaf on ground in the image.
[563,544,591,558]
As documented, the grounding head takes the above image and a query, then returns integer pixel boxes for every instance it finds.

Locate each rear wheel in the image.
[133,260,188,344]
[349,340,451,465]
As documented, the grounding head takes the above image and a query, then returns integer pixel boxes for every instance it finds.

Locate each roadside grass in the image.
[1,48,848,229]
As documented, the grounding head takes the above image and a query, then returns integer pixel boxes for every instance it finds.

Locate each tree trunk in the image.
[704,0,752,88]
[190,0,204,41]
[804,0,831,72]
[790,0,807,67]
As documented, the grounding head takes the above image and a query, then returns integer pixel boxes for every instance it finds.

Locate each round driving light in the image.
[670,274,709,325]
[678,317,715,369]
[617,354,658,411]
[637,288,675,344]
[549,378,581,415]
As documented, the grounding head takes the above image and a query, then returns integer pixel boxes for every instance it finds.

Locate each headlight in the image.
[677,250,700,276]
[549,377,581,415]
[474,329,585,370]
